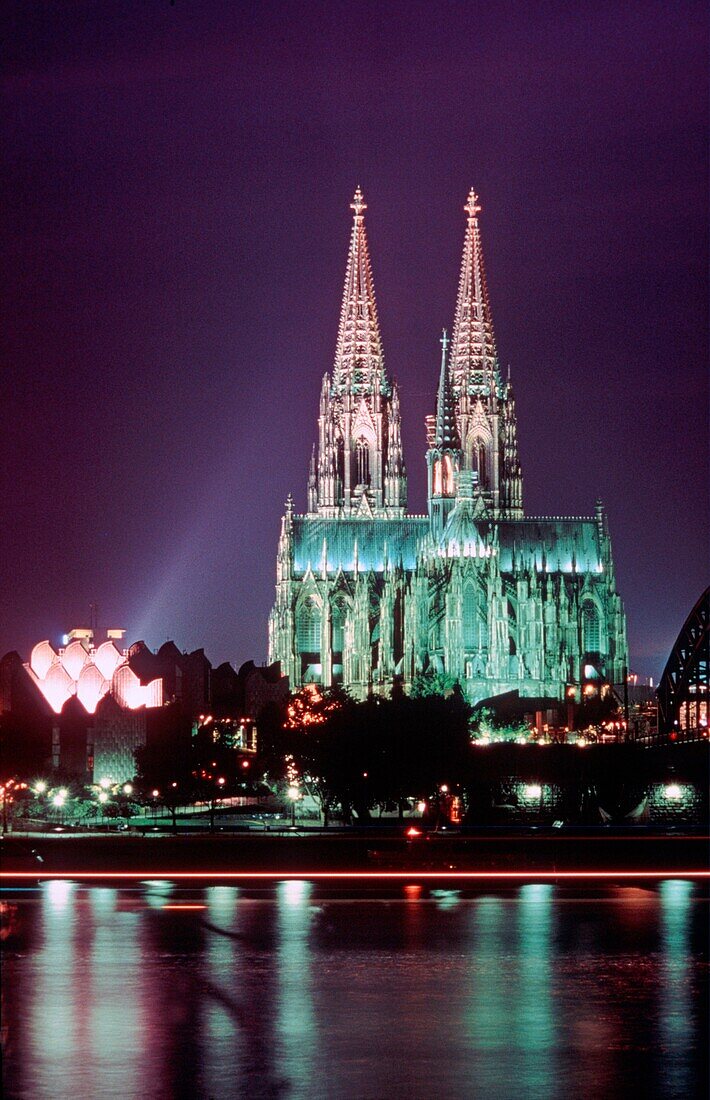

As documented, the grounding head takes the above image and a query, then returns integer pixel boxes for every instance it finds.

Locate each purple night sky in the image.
[3,2,707,678]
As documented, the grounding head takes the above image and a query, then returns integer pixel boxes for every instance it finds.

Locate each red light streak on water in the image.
[1,871,709,881]
[160,904,207,910]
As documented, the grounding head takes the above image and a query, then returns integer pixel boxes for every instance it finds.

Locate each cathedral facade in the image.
[269,189,627,704]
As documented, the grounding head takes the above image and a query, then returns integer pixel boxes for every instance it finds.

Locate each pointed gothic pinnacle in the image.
[464,188,482,220]
[450,187,498,384]
[333,186,384,392]
[435,328,460,451]
[350,186,367,218]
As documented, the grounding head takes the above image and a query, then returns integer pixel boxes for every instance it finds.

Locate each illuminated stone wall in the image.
[91,699,147,785]
[646,782,707,826]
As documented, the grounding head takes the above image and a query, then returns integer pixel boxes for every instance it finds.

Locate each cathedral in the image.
[269,189,628,705]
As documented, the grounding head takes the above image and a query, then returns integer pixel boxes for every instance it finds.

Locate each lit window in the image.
[582,601,602,653]
[297,600,321,652]
[331,604,345,652]
[355,437,370,486]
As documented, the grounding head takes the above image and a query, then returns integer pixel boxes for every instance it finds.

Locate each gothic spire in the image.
[332,188,387,394]
[450,189,499,390]
[435,329,460,451]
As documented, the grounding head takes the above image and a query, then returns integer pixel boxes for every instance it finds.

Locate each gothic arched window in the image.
[297,600,321,653]
[478,609,489,651]
[355,437,370,486]
[442,454,453,495]
[334,436,345,505]
[470,438,488,489]
[463,584,477,648]
[432,458,442,496]
[331,603,345,653]
[581,601,602,654]
[477,443,487,488]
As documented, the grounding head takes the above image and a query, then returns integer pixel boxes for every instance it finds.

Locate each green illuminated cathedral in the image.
[269,189,627,704]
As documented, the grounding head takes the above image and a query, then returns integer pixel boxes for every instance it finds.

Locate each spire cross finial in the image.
[464,188,481,220]
[350,187,367,218]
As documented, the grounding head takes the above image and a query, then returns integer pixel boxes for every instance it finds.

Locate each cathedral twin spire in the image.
[309,187,521,520]
[312,189,405,517]
[332,186,387,397]
[450,188,500,393]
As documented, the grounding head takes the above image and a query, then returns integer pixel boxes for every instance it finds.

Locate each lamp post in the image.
[52,791,65,827]
[287,785,300,827]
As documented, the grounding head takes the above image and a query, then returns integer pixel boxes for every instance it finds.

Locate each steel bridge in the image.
[656,586,709,742]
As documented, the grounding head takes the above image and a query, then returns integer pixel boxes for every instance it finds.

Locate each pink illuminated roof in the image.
[24,637,163,715]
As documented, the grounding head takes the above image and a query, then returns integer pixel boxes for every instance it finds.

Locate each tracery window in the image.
[581,601,602,653]
[297,600,321,652]
[463,584,477,648]
[470,438,488,489]
[477,443,487,487]
[432,458,442,496]
[336,437,345,493]
[355,437,371,486]
[331,604,345,653]
[478,611,489,651]
[442,454,454,495]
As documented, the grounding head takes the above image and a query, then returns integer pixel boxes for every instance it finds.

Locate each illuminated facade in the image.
[269,190,628,705]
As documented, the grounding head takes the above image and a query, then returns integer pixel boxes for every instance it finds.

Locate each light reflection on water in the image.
[1,881,707,1099]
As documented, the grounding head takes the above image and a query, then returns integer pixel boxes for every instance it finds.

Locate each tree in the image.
[281,691,472,823]
[410,668,458,698]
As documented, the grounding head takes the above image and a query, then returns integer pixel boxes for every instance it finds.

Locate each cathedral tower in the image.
[271,188,627,705]
[446,190,523,518]
[309,189,407,517]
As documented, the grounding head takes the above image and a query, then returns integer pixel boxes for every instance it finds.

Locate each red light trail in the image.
[1,870,708,882]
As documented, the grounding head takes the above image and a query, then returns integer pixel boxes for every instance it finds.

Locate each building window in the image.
[478,613,489,651]
[331,604,344,653]
[442,454,453,495]
[471,439,488,488]
[432,458,441,496]
[297,600,321,652]
[355,437,370,486]
[463,585,488,650]
[478,443,487,487]
[582,601,602,653]
[336,437,345,499]
[463,584,477,648]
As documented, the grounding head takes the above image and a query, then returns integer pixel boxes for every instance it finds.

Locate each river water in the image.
[1,880,707,1099]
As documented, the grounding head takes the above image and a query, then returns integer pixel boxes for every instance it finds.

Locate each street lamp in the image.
[287,785,300,827]
[52,791,65,827]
